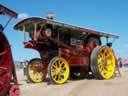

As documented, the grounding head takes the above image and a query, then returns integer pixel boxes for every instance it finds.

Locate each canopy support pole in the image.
[34,23,37,41]
[106,36,109,44]
[23,26,26,42]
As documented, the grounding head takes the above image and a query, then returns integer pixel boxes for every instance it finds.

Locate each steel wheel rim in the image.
[50,58,69,84]
[28,59,46,83]
[0,33,12,95]
[97,46,115,79]
[0,56,11,95]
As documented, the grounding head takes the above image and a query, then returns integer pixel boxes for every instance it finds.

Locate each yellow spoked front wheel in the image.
[27,58,46,83]
[91,46,116,79]
[48,57,70,84]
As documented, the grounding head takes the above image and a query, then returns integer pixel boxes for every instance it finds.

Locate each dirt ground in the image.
[17,67,128,96]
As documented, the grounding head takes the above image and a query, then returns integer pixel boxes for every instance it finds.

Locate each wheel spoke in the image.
[51,70,56,75]
[52,64,57,70]
[55,75,59,81]
[34,72,40,80]
[98,64,104,70]
[0,67,8,76]
[61,63,65,68]
[58,74,62,80]
[0,80,4,86]
[98,57,102,64]
[0,51,7,56]
[58,60,62,65]
[56,61,60,68]
[105,50,112,58]
[98,53,104,58]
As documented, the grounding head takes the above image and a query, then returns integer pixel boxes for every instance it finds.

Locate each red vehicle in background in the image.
[14,13,119,84]
[0,4,19,96]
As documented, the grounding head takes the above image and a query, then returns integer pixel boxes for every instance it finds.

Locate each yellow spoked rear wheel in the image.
[48,57,70,84]
[91,46,116,79]
[27,58,46,83]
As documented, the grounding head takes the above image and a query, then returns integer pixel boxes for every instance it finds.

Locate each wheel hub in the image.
[56,68,61,75]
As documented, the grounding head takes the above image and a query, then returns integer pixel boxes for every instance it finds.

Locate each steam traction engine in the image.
[0,5,19,96]
[14,15,119,84]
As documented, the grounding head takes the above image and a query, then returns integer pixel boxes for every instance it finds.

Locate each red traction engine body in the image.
[14,17,119,84]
